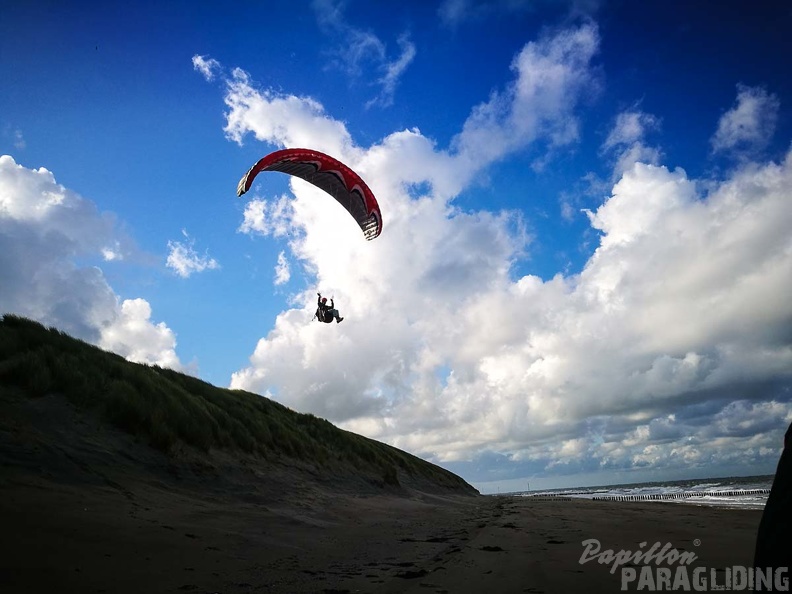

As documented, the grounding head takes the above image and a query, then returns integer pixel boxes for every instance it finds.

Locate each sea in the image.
[513,475,775,510]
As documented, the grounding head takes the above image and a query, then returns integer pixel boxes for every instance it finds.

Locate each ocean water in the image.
[516,475,774,510]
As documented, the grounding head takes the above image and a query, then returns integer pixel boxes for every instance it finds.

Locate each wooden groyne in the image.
[526,494,572,501]
[590,489,770,502]
[519,489,770,502]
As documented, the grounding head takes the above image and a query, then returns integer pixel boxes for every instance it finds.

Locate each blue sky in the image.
[2,0,791,493]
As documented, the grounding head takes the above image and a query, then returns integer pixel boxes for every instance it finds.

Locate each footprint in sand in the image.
[396,569,429,579]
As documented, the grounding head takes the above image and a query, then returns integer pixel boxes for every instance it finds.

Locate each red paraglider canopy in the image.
[237,148,382,240]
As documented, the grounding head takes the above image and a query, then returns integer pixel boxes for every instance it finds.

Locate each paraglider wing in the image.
[237,148,382,240]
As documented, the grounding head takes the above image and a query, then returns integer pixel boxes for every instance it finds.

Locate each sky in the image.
[1,0,791,494]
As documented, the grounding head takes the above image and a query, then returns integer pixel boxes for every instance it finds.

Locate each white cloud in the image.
[711,84,780,155]
[274,251,290,285]
[603,110,659,150]
[166,229,220,278]
[204,24,790,482]
[0,155,184,370]
[366,33,417,109]
[601,109,662,178]
[453,22,600,165]
[237,195,294,238]
[192,55,222,81]
[98,298,181,369]
[224,68,355,157]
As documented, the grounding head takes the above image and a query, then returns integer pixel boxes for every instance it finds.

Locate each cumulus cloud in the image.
[166,229,220,278]
[98,298,181,368]
[711,84,780,156]
[223,68,355,156]
[202,23,791,484]
[0,154,184,370]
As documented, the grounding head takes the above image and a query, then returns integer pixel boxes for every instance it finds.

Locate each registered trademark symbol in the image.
[693,539,701,547]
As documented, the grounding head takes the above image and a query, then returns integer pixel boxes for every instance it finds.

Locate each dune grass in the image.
[0,314,475,492]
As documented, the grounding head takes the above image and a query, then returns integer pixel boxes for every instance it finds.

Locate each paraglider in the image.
[237,148,381,326]
[236,148,382,240]
[314,293,343,324]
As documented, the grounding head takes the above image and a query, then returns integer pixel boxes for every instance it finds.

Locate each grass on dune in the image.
[0,314,474,492]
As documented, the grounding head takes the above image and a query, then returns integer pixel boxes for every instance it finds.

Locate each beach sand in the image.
[0,478,762,593]
[0,392,764,593]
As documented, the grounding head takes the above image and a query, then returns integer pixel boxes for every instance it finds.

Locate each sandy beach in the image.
[0,475,762,594]
[0,390,765,593]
